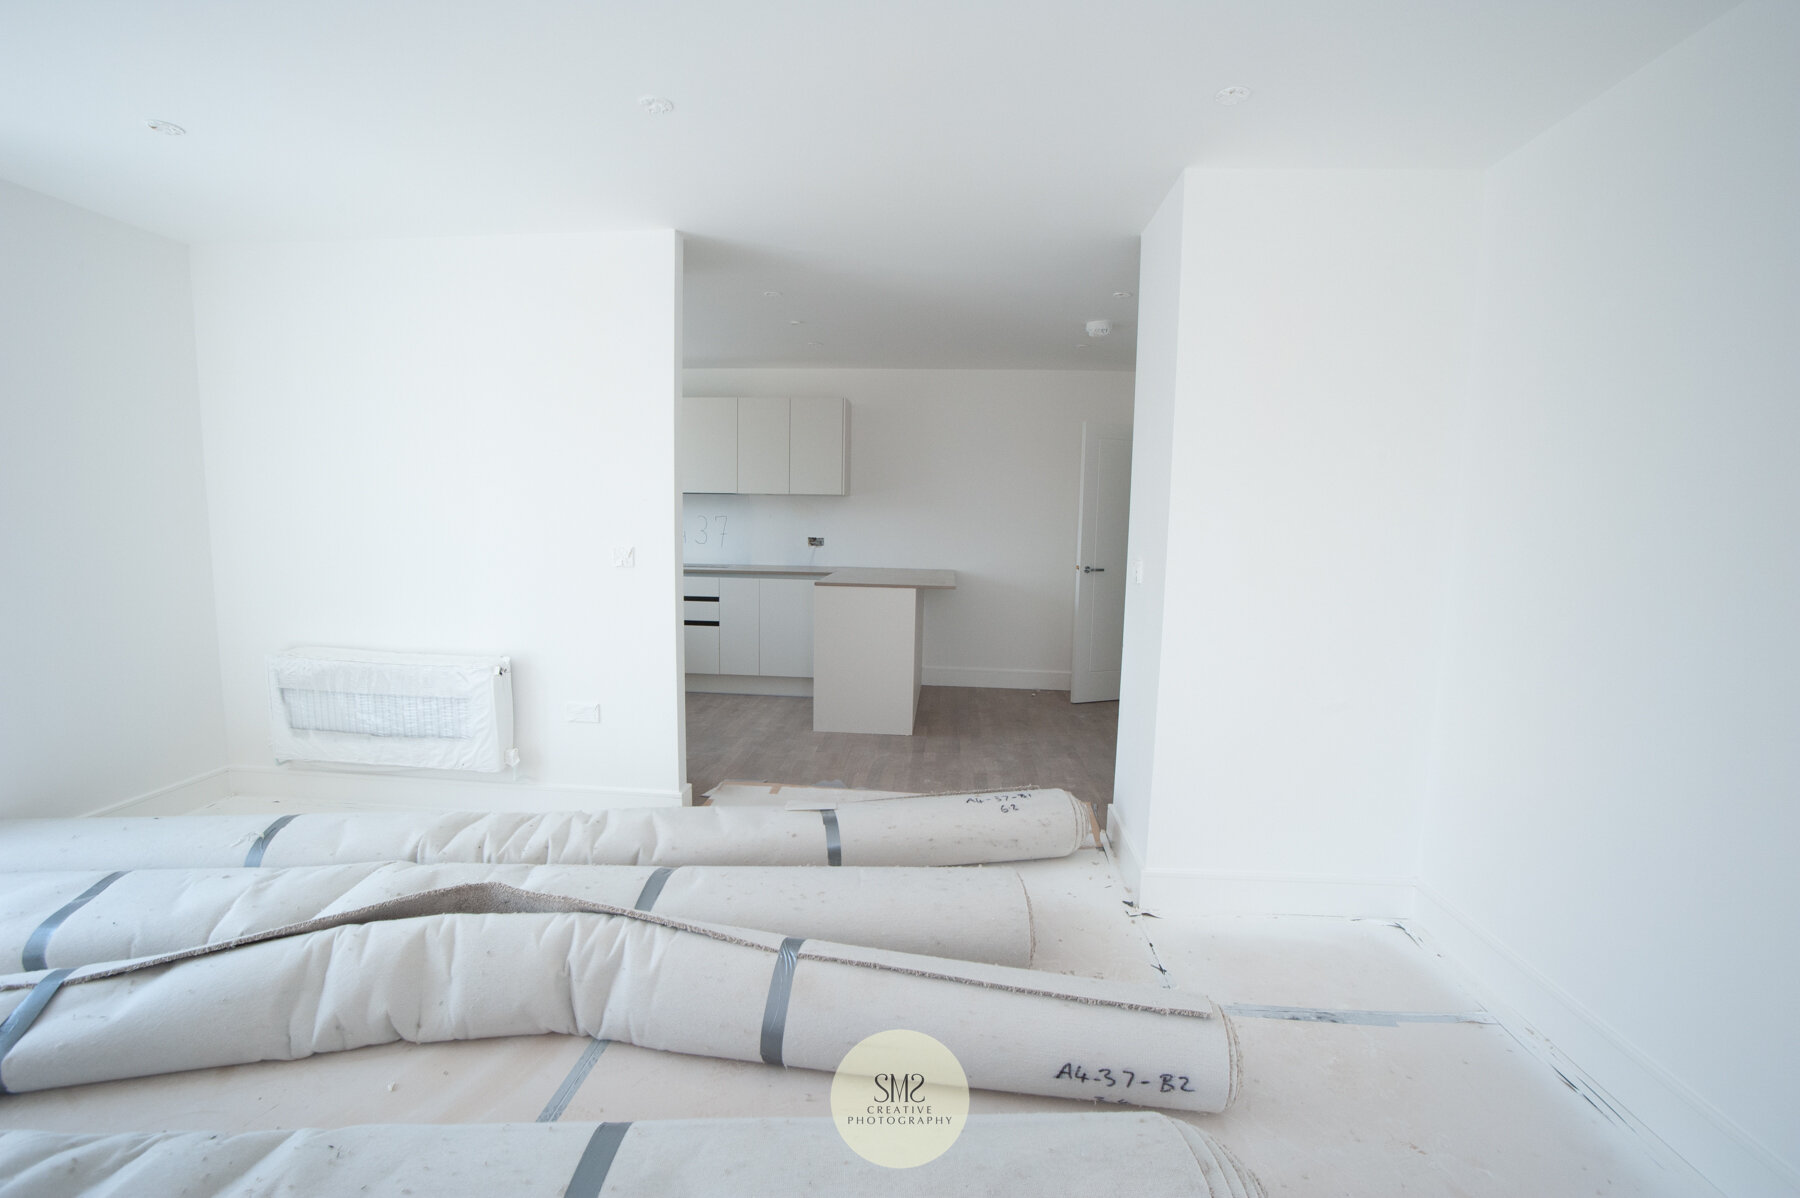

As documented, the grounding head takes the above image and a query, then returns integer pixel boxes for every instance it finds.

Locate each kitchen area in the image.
[674,369,1131,809]
[679,394,955,736]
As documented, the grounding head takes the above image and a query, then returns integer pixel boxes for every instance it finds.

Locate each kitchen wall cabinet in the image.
[678,396,737,493]
[788,396,847,494]
[679,397,847,495]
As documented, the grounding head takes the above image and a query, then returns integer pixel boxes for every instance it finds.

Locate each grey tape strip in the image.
[632,867,675,912]
[759,936,806,1066]
[0,968,73,1095]
[820,808,842,866]
[243,814,299,867]
[537,1038,610,1123]
[21,871,126,972]
[1222,1003,1496,1027]
[563,1121,632,1198]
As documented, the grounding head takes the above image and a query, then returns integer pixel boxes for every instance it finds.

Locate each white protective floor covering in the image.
[0,1113,1262,1198]
[0,786,1720,1196]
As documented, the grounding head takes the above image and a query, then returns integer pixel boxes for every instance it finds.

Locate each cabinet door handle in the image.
[1081,566,1105,573]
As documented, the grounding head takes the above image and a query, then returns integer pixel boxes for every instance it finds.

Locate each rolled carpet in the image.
[0,789,1097,871]
[0,1113,1264,1197]
[0,885,1238,1112]
[0,861,1036,970]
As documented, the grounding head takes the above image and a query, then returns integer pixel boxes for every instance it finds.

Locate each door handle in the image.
[1081,566,1105,573]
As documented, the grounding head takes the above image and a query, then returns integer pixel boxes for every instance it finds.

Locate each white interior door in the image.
[1070,423,1132,703]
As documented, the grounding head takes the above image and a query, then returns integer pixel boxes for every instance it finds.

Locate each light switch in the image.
[611,546,636,568]
[564,701,601,723]
[1134,559,1145,584]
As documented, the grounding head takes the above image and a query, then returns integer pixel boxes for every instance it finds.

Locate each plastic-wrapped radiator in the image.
[267,646,516,771]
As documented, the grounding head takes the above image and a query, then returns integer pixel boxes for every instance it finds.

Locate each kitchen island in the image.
[681,564,956,734]
[811,567,956,735]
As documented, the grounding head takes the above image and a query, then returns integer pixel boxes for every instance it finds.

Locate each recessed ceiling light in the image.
[146,119,186,136]
[1215,86,1252,106]
[1075,343,1091,349]
[762,290,782,298]
[788,319,804,326]
[637,95,675,115]
[1112,290,1132,299]
[807,340,823,348]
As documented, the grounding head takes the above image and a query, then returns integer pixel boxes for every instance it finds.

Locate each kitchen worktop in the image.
[683,564,956,589]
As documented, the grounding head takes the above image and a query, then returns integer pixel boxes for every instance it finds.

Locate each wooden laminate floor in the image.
[685,686,1119,811]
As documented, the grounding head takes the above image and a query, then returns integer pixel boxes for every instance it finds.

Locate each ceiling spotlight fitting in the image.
[1112,290,1133,299]
[1215,86,1252,106]
[1085,319,1113,338]
[637,95,675,115]
[146,119,186,136]
[762,290,782,298]
[789,319,805,326]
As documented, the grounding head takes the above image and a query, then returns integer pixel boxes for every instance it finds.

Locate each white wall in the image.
[192,231,686,807]
[1417,4,1800,1193]
[0,181,227,817]
[680,368,1135,690]
[1109,179,1185,890]
[1118,168,1481,914]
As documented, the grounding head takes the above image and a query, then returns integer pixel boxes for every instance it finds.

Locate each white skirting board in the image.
[1413,883,1797,1198]
[684,674,813,697]
[1107,805,1145,895]
[920,666,1071,691]
[1136,870,1415,921]
[687,669,1068,694]
[82,767,232,818]
[1105,806,1411,919]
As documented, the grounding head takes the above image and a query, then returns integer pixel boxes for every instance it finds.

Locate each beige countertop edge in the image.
[684,564,956,589]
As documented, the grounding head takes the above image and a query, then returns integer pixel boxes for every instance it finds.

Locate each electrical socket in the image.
[807,536,825,547]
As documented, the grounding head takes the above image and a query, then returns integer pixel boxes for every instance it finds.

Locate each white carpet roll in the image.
[0,789,1097,872]
[0,862,1035,969]
[0,889,1237,1112]
[0,1114,1264,1197]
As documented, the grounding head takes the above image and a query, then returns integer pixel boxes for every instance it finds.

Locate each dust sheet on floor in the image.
[0,787,1165,1135]
[0,785,1714,1197]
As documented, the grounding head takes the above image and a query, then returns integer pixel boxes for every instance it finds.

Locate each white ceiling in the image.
[0,1,1736,369]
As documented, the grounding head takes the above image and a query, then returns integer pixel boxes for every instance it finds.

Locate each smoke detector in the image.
[146,119,186,135]
[1085,319,1113,338]
[1215,86,1252,106]
[637,95,675,115]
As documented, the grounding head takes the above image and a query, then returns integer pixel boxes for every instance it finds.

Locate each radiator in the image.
[266,647,517,772]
